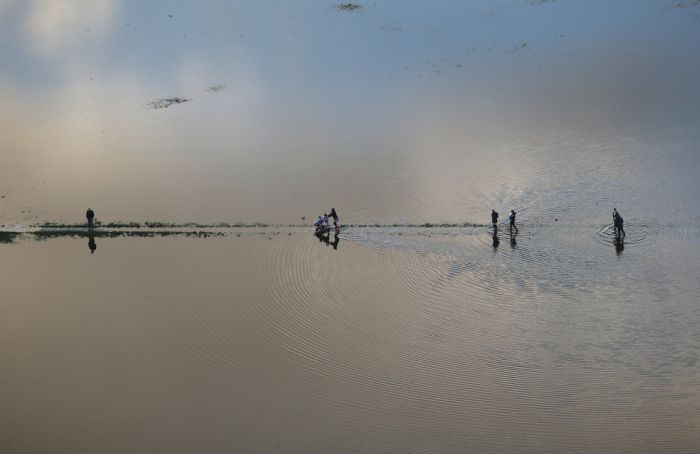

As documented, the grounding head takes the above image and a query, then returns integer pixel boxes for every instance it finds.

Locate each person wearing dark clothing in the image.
[86,208,95,231]
[491,209,499,231]
[612,208,619,235]
[614,213,625,238]
[509,210,518,233]
[329,208,339,233]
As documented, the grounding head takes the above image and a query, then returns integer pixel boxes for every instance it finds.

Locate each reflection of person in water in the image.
[332,233,340,250]
[510,229,517,247]
[492,231,500,248]
[88,231,97,254]
[615,235,624,255]
[315,230,330,245]
[315,230,340,250]
[86,208,95,231]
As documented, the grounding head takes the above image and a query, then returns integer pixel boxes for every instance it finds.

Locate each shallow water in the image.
[1,229,699,453]
[2,1,700,452]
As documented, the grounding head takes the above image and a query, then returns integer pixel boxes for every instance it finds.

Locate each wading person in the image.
[314,215,326,233]
[329,208,340,233]
[509,210,518,233]
[86,208,95,231]
[614,211,625,238]
[491,209,499,232]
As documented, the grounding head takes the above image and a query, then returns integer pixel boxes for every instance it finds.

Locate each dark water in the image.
[2,1,700,452]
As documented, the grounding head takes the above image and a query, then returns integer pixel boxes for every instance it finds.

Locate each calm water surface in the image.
[1,1,700,452]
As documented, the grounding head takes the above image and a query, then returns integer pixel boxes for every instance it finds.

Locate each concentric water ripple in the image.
[593,222,664,247]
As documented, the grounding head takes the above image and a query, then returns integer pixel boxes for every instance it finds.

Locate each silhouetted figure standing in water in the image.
[613,209,625,239]
[88,232,97,254]
[491,209,499,232]
[509,210,518,233]
[329,208,339,233]
[86,208,95,231]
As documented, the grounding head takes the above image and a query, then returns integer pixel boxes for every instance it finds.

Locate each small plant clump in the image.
[206,84,227,92]
[668,0,700,8]
[149,97,191,109]
[336,3,362,11]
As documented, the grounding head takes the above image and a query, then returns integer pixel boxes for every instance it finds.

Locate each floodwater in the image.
[2,1,700,453]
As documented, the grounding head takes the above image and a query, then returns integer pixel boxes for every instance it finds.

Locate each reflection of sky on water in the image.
[1,1,699,224]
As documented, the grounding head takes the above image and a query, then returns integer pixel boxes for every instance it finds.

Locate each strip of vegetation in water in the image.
[33,221,487,229]
[0,221,489,244]
[0,231,232,244]
[32,231,228,241]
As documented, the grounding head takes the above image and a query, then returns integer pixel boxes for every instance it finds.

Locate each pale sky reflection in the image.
[1,1,699,224]
[25,0,119,57]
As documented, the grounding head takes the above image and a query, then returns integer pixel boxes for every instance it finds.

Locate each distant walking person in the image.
[509,210,518,233]
[491,209,499,231]
[86,208,95,231]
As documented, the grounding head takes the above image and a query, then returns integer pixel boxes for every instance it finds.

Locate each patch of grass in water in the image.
[40,222,86,229]
[206,84,227,92]
[101,221,141,228]
[39,221,141,229]
[33,221,277,229]
[149,97,191,109]
[667,0,700,9]
[30,230,227,240]
[336,3,362,11]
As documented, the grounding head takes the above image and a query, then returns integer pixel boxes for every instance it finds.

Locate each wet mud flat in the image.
[1,223,699,453]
